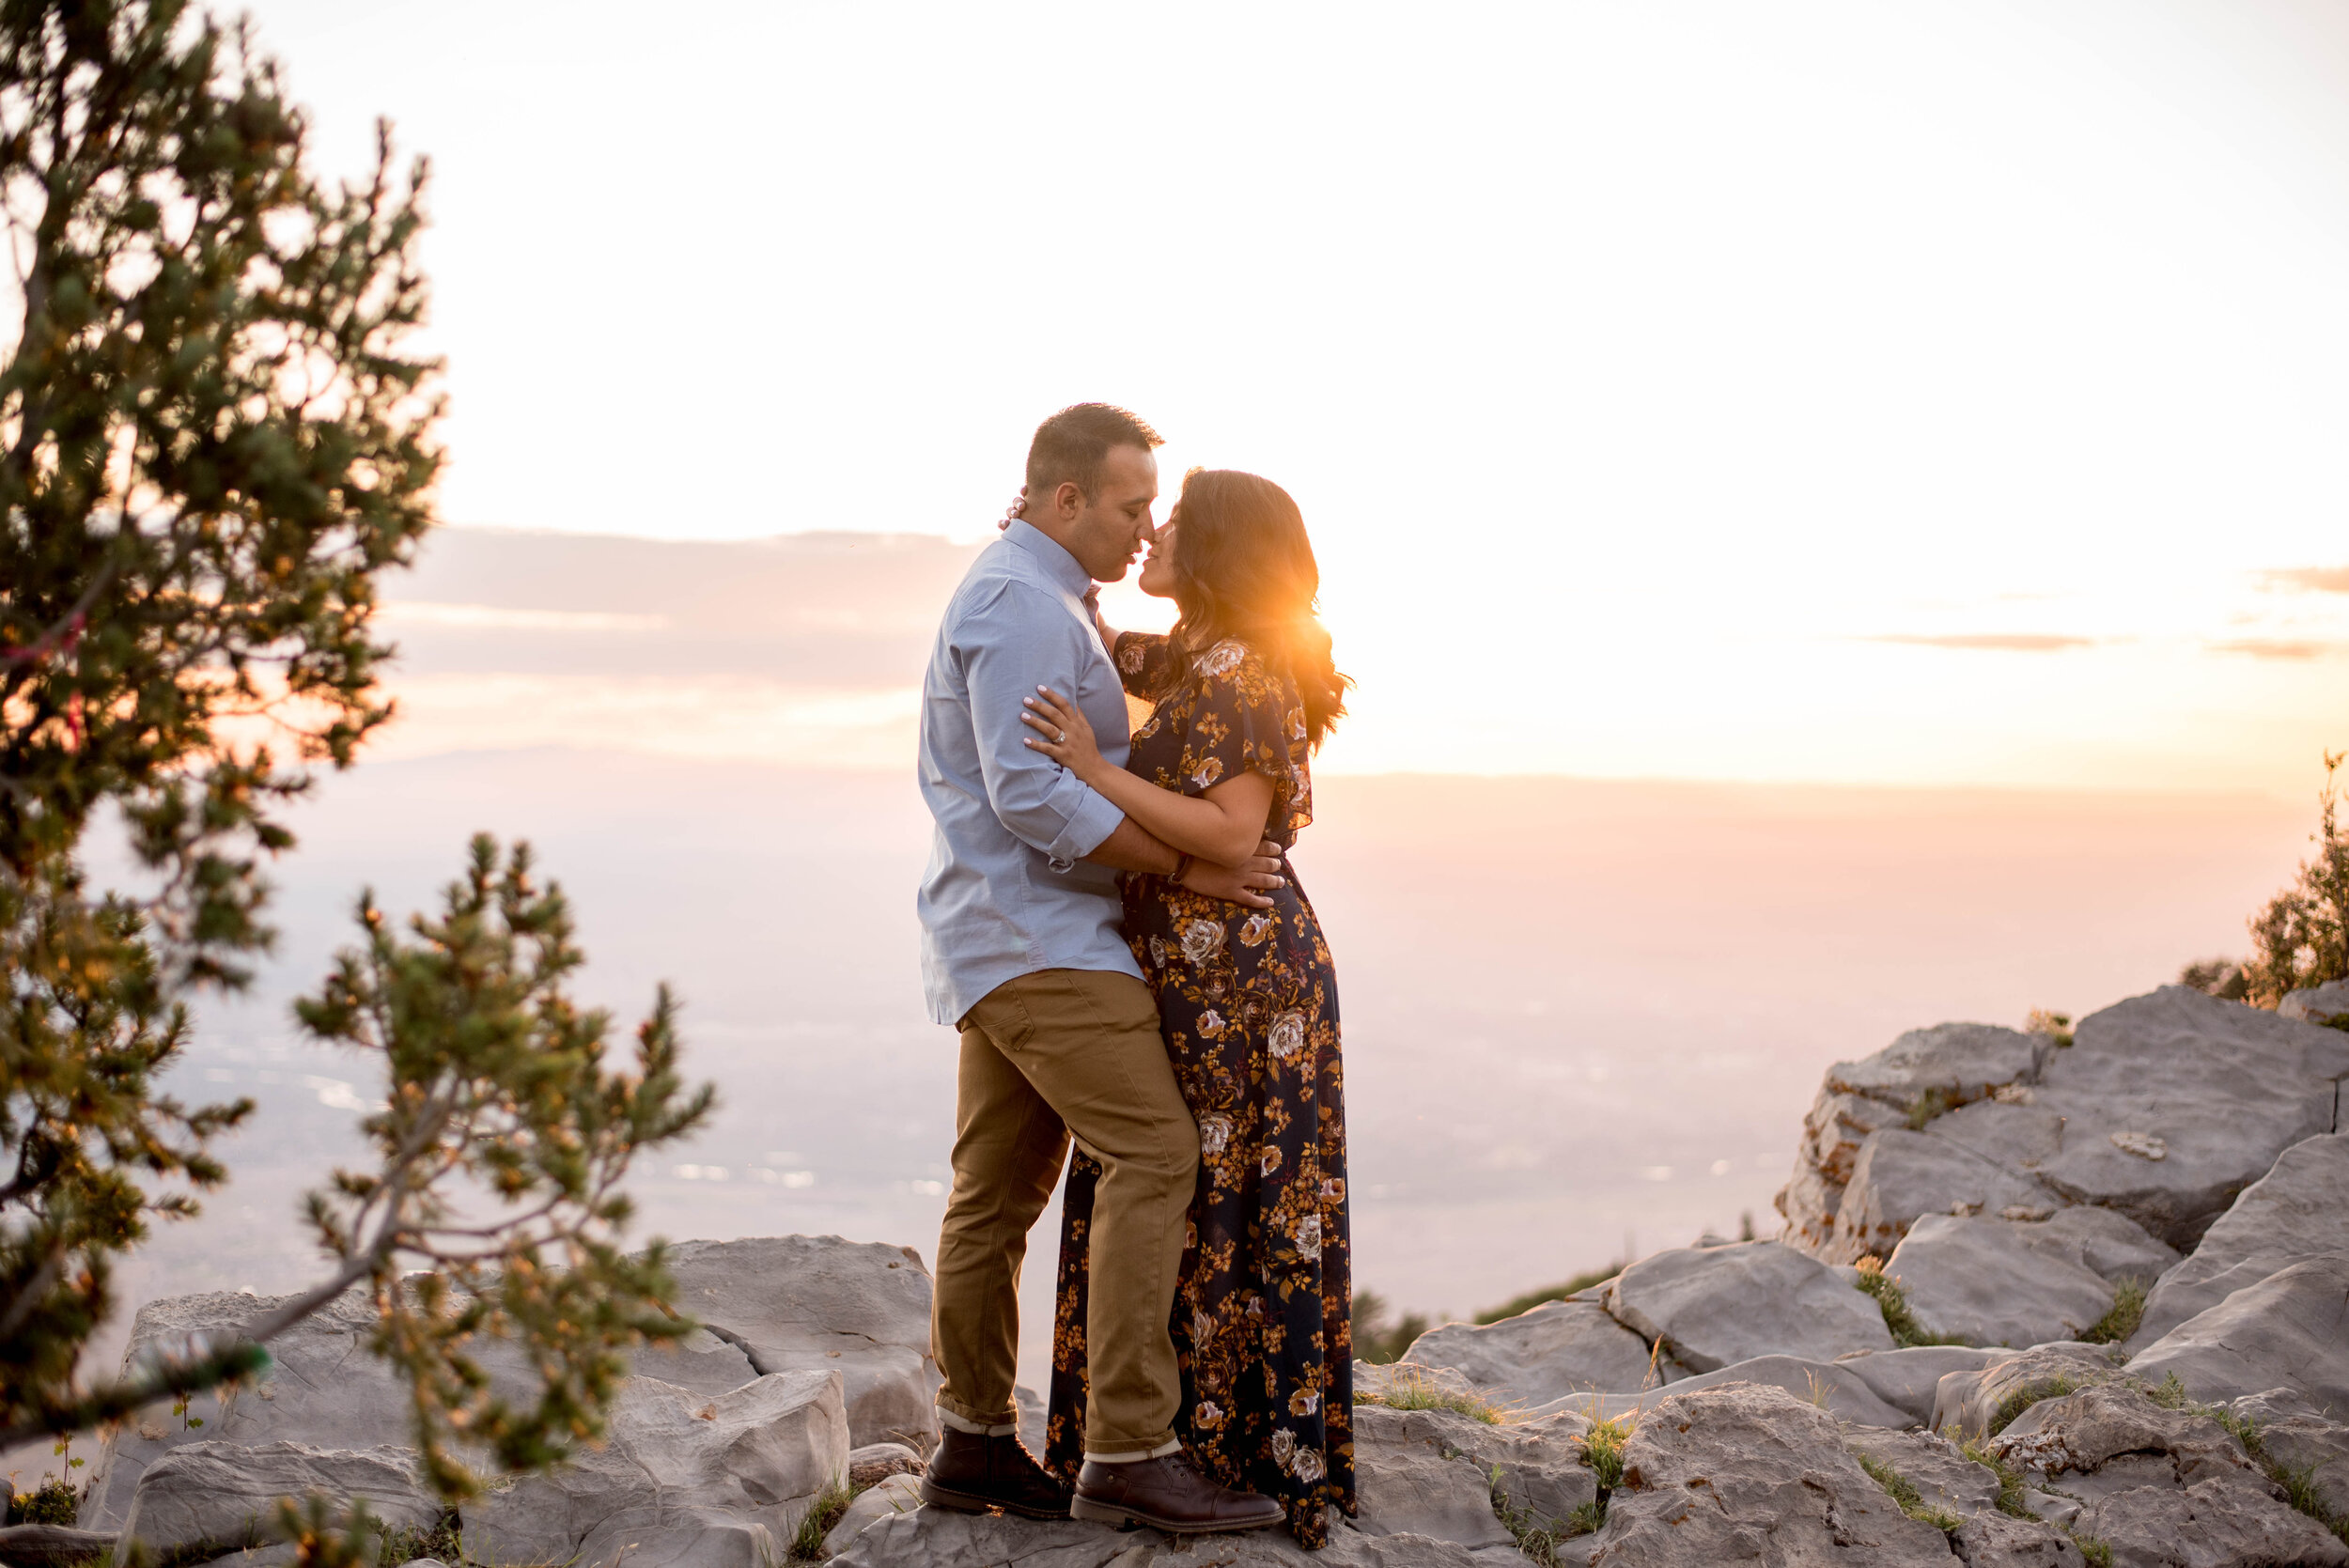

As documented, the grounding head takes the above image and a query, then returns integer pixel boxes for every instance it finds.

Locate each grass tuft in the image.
[1906,1087,1956,1130]
[377,1515,467,1568]
[1851,1261,1968,1349]
[2077,1280,2146,1346]
[2070,1530,2115,1567]
[2139,1376,2349,1546]
[2144,1372,2189,1410]
[6,1479,80,1528]
[786,1480,857,1562]
[1564,1499,1607,1537]
[1360,1371,1504,1424]
[1857,1452,1962,1537]
[1988,1374,2082,1436]
[2025,1008,2075,1047]
[1949,1428,2039,1519]
[1488,1467,1570,1566]
[1577,1412,1635,1492]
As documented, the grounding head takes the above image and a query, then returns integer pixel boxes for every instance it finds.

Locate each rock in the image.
[1827,1022,2053,1107]
[83,1282,756,1530]
[1355,1359,1491,1407]
[2025,987,2346,1250]
[1017,1384,1046,1457]
[1931,1342,2119,1438]
[2032,1204,2184,1283]
[820,1473,923,1558]
[1531,1356,1914,1429]
[2126,1254,2349,1412]
[827,1509,1503,1567]
[1401,1299,1664,1405]
[0,1527,130,1568]
[1348,1406,1516,1549]
[1845,1426,2005,1514]
[846,1443,924,1487]
[1775,1163,1848,1255]
[1606,1241,1892,1372]
[1987,1380,2263,1492]
[115,1440,436,1558]
[663,1235,941,1451]
[464,1372,847,1568]
[1884,1214,2124,1347]
[2131,1131,2349,1348]
[2281,978,2349,1025]
[1833,1344,2007,1426]
[2231,1390,2349,1517]
[2074,1477,2349,1568]
[208,1546,302,1568]
[1952,1512,2087,1567]
[1830,1129,2062,1263]
[1581,1383,1956,1565]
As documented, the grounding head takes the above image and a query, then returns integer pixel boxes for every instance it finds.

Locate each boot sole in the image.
[918,1478,1073,1521]
[1069,1495,1285,1533]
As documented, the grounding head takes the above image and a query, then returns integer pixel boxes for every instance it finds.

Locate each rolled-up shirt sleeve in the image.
[959,585,1126,869]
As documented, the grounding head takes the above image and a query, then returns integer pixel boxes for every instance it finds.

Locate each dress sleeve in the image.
[1111,630,1174,699]
[1170,642,1306,832]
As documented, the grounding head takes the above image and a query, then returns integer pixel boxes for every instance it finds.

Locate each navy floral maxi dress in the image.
[1044,631,1355,1546]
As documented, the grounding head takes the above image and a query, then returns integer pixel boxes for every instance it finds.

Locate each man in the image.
[915,404,1287,1532]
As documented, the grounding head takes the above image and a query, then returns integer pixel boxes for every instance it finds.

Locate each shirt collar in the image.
[1002,520,1093,598]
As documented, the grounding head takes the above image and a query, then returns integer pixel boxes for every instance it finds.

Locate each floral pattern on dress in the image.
[1047,632,1353,1547]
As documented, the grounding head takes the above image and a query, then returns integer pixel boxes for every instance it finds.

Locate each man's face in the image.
[1056,445,1159,582]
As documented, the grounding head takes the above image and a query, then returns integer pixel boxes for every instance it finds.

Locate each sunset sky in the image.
[245,0,2349,792]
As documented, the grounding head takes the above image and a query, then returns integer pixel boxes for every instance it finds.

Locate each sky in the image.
[230,0,2349,789]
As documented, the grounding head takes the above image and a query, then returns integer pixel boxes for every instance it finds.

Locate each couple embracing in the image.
[913,403,1354,1545]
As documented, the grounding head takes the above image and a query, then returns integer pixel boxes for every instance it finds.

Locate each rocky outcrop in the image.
[1886,1212,2155,1347]
[2126,1253,2349,1412]
[2281,979,2349,1026]
[1605,1240,1892,1371]
[2232,1389,2349,1520]
[1401,1297,1663,1405]
[663,1236,941,1450]
[1833,1344,2007,1426]
[114,1443,437,1560]
[2130,1132,2349,1347]
[1778,987,2349,1265]
[465,1372,848,1568]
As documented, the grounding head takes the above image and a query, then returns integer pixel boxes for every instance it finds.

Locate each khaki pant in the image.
[931,968,1198,1459]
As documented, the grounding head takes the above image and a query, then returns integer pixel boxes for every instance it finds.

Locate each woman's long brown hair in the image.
[1165,469,1351,750]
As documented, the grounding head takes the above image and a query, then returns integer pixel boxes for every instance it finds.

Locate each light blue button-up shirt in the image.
[917,521,1144,1025]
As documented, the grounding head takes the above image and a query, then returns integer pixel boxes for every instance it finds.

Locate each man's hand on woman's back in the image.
[1180,841,1285,909]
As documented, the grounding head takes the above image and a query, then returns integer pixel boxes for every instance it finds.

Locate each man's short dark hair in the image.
[1025,403,1164,499]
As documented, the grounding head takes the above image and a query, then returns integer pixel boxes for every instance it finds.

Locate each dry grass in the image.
[2077,1281,2146,1345]
[1359,1371,1505,1425]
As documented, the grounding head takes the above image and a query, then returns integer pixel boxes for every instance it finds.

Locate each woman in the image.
[1018,468,1354,1546]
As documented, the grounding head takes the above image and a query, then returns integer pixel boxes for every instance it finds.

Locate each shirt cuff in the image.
[1044,782,1126,871]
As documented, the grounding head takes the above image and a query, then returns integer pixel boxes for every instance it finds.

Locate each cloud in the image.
[2205,638,2346,660]
[1859,633,2096,652]
[2255,567,2349,594]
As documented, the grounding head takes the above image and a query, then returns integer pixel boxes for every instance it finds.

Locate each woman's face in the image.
[1138,514,1179,598]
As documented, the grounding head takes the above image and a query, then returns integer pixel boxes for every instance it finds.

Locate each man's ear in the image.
[1050,480,1087,519]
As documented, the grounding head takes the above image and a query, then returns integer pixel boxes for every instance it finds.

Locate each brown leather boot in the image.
[918,1427,1073,1519]
[1070,1452,1286,1532]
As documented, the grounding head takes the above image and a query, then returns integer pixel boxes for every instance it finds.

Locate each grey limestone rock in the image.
[1830,1129,2061,1264]
[1400,1298,1664,1405]
[846,1442,924,1487]
[664,1235,940,1451]
[1347,1405,1517,1549]
[1524,1356,1914,1429]
[1825,1022,2053,1107]
[2073,1476,2349,1567]
[2131,1131,2349,1349]
[826,1510,1506,1567]
[465,1371,848,1568]
[1952,1511,2087,1567]
[2025,987,2347,1251]
[820,1473,923,1559]
[1832,1343,2007,1426]
[1581,1383,1955,1565]
[2230,1389,2349,1519]
[2281,978,2349,1025]
[1987,1381,2263,1491]
[1885,1214,2125,1347]
[115,1441,436,1559]
[1606,1240,1892,1373]
[1931,1342,2119,1439]
[2127,1253,2349,1414]
[1844,1426,2006,1515]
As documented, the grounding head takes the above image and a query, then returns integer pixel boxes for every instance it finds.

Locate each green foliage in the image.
[2186,750,2349,1008]
[1488,1467,1569,1565]
[375,1514,466,1568]
[1474,1263,1622,1326]
[1564,1499,1606,1537]
[2077,1280,2146,1345]
[1,0,437,1441]
[1359,1370,1503,1424]
[272,1494,382,1568]
[2070,1530,2115,1568]
[287,836,715,1498]
[786,1480,857,1561]
[6,1476,78,1525]
[1905,1087,1954,1131]
[1857,1452,1961,1537]
[2144,1372,2189,1410]
[1350,1290,1429,1364]
[2137,1375,2349,1546]
[1989,1374,2081,1436]
[2024,1008,2074,1047]
[1577,1413,1634,1492]
[1951,1429,2038,1519]
[1850,1263,1966,1349]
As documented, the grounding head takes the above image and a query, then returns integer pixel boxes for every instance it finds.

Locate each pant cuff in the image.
[938,1405,1019,1437]
[1084,1436,1184,1463]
